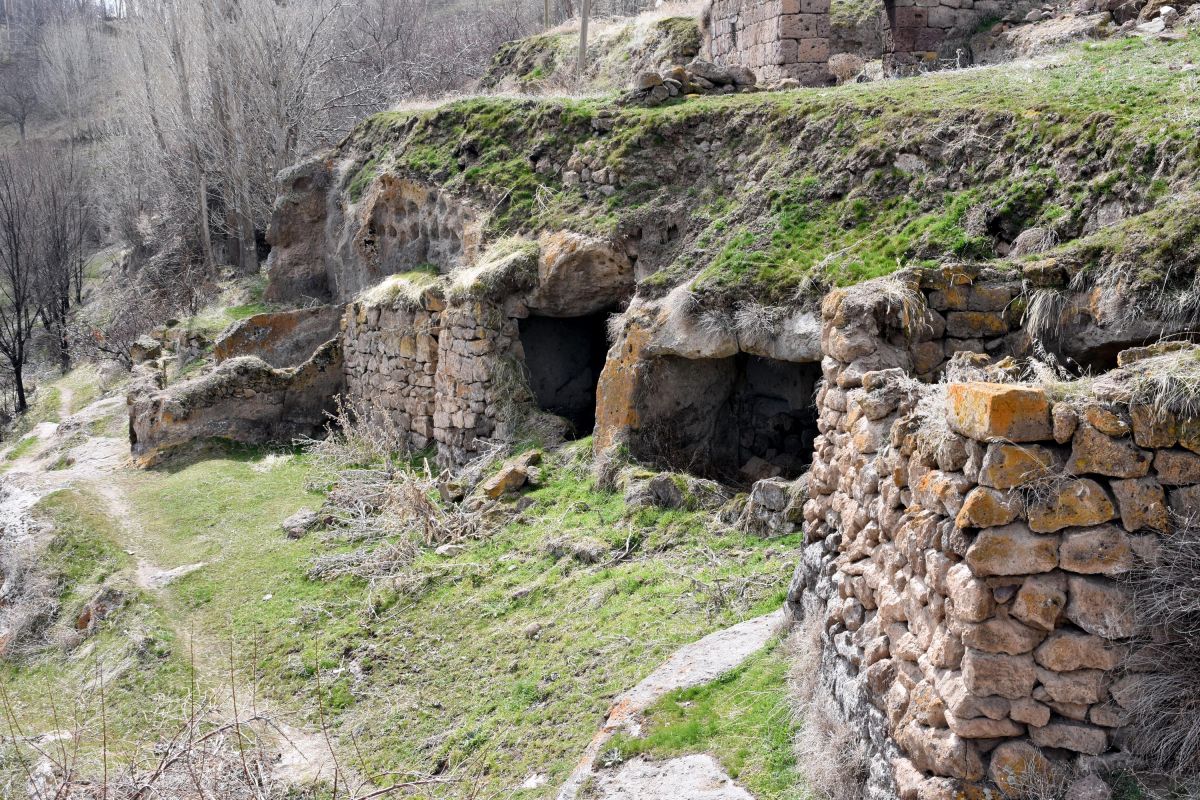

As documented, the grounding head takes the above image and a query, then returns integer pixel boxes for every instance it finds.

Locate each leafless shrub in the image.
[0,538,58,660]
[1123,521,1200,779]
[788,616,869,800]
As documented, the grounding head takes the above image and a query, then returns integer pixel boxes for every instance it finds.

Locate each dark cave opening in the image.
[634,353,821,484]
[519,311,611,437]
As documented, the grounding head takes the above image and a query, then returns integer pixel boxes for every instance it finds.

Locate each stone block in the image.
[1060,525,1133,575]
[988,740,1052,796]
[947,383,1052,443]
[978,443,1060,490]
[1012,573,1067,631]
[1026,478,1117,533]
[1109,476,1169,532]
[966,523,1058,577]
[1029,720,1108,755]
[962,617,1046,655]
[962,649,1037,699]
[1154,448,1200,485]
[955,487,1022,529]
[1065,576,1135,639]
[1035,667,1107,705]
[1069,423,1152,478]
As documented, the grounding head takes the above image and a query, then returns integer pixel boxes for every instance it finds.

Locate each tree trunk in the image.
[13,359,26,413]
[577,0,590,75]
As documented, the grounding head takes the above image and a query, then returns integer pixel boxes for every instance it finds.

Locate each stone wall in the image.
[706,0,834,85]
[704,0,1034,84]
[341,288,533,466]
[342,293,443,452]
[788,275,1191,798]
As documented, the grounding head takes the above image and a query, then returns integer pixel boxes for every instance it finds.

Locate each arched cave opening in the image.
[519,311,612,437]
[633,353,821,485]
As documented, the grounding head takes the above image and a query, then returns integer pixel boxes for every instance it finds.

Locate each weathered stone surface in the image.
[282,508,318,539]
[955,487,1022,528]
[966,524,1058,577]
[1066,774,1113,800]
[1065,576,1135,639]
[1059,525,1134,575]
[978,443,1060,490]
[947,563,993,622]
[1131,404,1177,448]
[1035,667,1106,704]
[1069,423,1152,478]
[1168,484,1200,520]
[947,383,1052,443]
[946,712,1024,739]
[1010,697,1051,727]
[896,722,985,781]
[1029,720,1108,755]
[987,740,1051,797]
[962,617,1046,655]
[481,463,529,498]
[528,231,634,316]
[130,343,344,466]
[962,650,1037,699]
[1053,403,1079,444]
[1011,573,1067,631]
[1154,448,1200,485]
[1103,475,1167,532]
[214,305,343,368]
[1034,631,1123,672]
[1026,479,1116,533]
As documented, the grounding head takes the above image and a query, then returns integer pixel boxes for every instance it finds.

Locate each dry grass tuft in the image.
[1124,521,1200,779]
[788,614,869,800]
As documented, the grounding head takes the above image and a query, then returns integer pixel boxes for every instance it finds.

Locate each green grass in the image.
[5,434,38,461]
[609,638,804,800]
[0,490,191,785]
[355,33,1200,301]
[122,443,800,797]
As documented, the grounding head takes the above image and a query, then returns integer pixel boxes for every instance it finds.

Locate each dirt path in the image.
[0,395,341,791]
[556,609,787,800]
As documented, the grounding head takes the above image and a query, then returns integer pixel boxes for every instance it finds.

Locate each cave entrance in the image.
[519,311,611,437]
[635,353,820,484]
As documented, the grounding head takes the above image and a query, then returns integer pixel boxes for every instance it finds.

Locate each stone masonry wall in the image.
[342,294,444,452]
[707,0,833,85]
[705,0,1031,84]
[342,290,528,466]
[789,276,1188,798]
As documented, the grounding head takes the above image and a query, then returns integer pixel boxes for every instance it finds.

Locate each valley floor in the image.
[0,370,810,799]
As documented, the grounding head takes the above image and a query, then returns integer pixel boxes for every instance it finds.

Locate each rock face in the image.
[214,306,343,368]
[790,269,1184,799]
[129,341,343,465]
[265,166,483,303]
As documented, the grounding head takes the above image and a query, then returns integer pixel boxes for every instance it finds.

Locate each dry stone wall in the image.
[789,275,1186,798]
[341,289,531,466]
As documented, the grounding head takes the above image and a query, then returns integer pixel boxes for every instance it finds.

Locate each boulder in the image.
[214,305,343,369]
[527,231,633,317]
[282,507,318,539]
[987,740,1052,796]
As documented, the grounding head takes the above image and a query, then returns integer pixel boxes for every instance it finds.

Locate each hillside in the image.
[4,6,1200,800]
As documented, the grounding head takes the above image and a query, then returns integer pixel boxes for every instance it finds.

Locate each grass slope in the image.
[352,34,1200,303]
[120,443,799,796]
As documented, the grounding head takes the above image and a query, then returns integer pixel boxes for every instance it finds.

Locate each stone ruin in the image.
[704,0,1037,84]
[126,150,1200,797]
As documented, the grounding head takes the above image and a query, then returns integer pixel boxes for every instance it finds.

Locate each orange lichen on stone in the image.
[593,324,651,454]
[946,383,1052,443]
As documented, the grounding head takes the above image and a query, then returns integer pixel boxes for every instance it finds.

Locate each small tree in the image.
[0,50,39,140]
[0,150,42,412]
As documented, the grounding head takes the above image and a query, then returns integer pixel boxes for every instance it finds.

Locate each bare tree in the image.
[0,50,39,140]
[0,150,42,411]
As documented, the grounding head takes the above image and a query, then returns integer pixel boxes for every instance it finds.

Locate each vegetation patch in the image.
[608,638,804,800]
